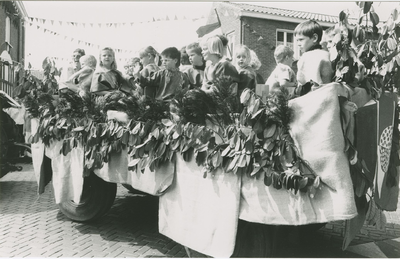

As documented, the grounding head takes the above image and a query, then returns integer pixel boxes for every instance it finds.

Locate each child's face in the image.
[140,53,153,66]
[236,51,249,68]
[201,44,212,61]
[125,61,139,75]
[101,50,114,69]
[296,33,318,53]
[326,33,335,51]
[187,49,203,66]
[161,56,177,70]
[80,59,86,68]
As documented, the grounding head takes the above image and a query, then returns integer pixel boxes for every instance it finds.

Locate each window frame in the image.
[276,29,300,60]
[5,16,11,47]
[225,31,235,60]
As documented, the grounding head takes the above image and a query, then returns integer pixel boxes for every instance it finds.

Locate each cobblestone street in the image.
[0,163,187,258]
[1,162,400,258]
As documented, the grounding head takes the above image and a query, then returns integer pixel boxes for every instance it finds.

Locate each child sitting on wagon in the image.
[183,42,206,89]
[90,47,132,96]
[133,47,189,101]
[60,55,97,98]
[265,45,297,98]
[234,45,262,93]
[294,20,334,95]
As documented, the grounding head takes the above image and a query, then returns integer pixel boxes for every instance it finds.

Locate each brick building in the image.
[0,1,27,96]
[199,2,340,81]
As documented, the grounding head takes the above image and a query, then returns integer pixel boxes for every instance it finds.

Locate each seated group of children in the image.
[61,19,345,108]
[266,20,337,98]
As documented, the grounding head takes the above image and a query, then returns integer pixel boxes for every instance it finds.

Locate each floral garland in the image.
[24,80,327,196]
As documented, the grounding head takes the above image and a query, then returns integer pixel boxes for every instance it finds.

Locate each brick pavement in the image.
[0,162,187,258]
[1,162,400,258]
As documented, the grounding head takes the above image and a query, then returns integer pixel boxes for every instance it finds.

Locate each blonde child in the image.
[59,55,96,96]
[134,47,189,101]
[70,55,97,97]
[234,45,261,93]
[265,45,297,97]
[138,46,161,78]
[201,35,240,95]
[90,47,131,96]
[294,20,333,94]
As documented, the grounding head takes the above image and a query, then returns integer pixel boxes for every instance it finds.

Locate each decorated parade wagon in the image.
[20,4,400,257]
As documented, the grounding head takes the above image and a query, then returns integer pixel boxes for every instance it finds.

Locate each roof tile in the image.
[228,2,346,24]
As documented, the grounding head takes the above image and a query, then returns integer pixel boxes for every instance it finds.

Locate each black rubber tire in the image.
[58,172,117,222]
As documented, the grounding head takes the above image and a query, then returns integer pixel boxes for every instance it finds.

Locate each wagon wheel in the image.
[58,172,117,222]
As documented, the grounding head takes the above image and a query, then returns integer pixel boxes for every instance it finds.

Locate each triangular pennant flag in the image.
[51,20,54,25]
[166,15,169,21]
[35,18,39,23]
[59,21,62,26]
[174,15,178,20]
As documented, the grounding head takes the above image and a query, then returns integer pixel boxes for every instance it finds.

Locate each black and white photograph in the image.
[1,1,400,257]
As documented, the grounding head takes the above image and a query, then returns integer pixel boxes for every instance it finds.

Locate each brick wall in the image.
[208,3,301,82]
[241,17,299,81]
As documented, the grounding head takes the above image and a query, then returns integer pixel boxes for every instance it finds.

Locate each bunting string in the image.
[24,18,136,55]
[24,15,205,29]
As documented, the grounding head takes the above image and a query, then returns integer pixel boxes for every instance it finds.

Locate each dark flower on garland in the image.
[171,88,233,127]
[57,90,86,120]
[136,96,170,122]
[102,91,141,121]
[81,93,107,124]
[211,75,242,114]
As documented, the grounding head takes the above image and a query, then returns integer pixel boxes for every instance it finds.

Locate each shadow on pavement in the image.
[56,191,188,258]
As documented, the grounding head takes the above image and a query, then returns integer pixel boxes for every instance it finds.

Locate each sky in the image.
[22,1,400,69]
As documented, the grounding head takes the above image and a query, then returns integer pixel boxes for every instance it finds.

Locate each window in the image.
[5,16,11,47]
[276,30,300,59]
